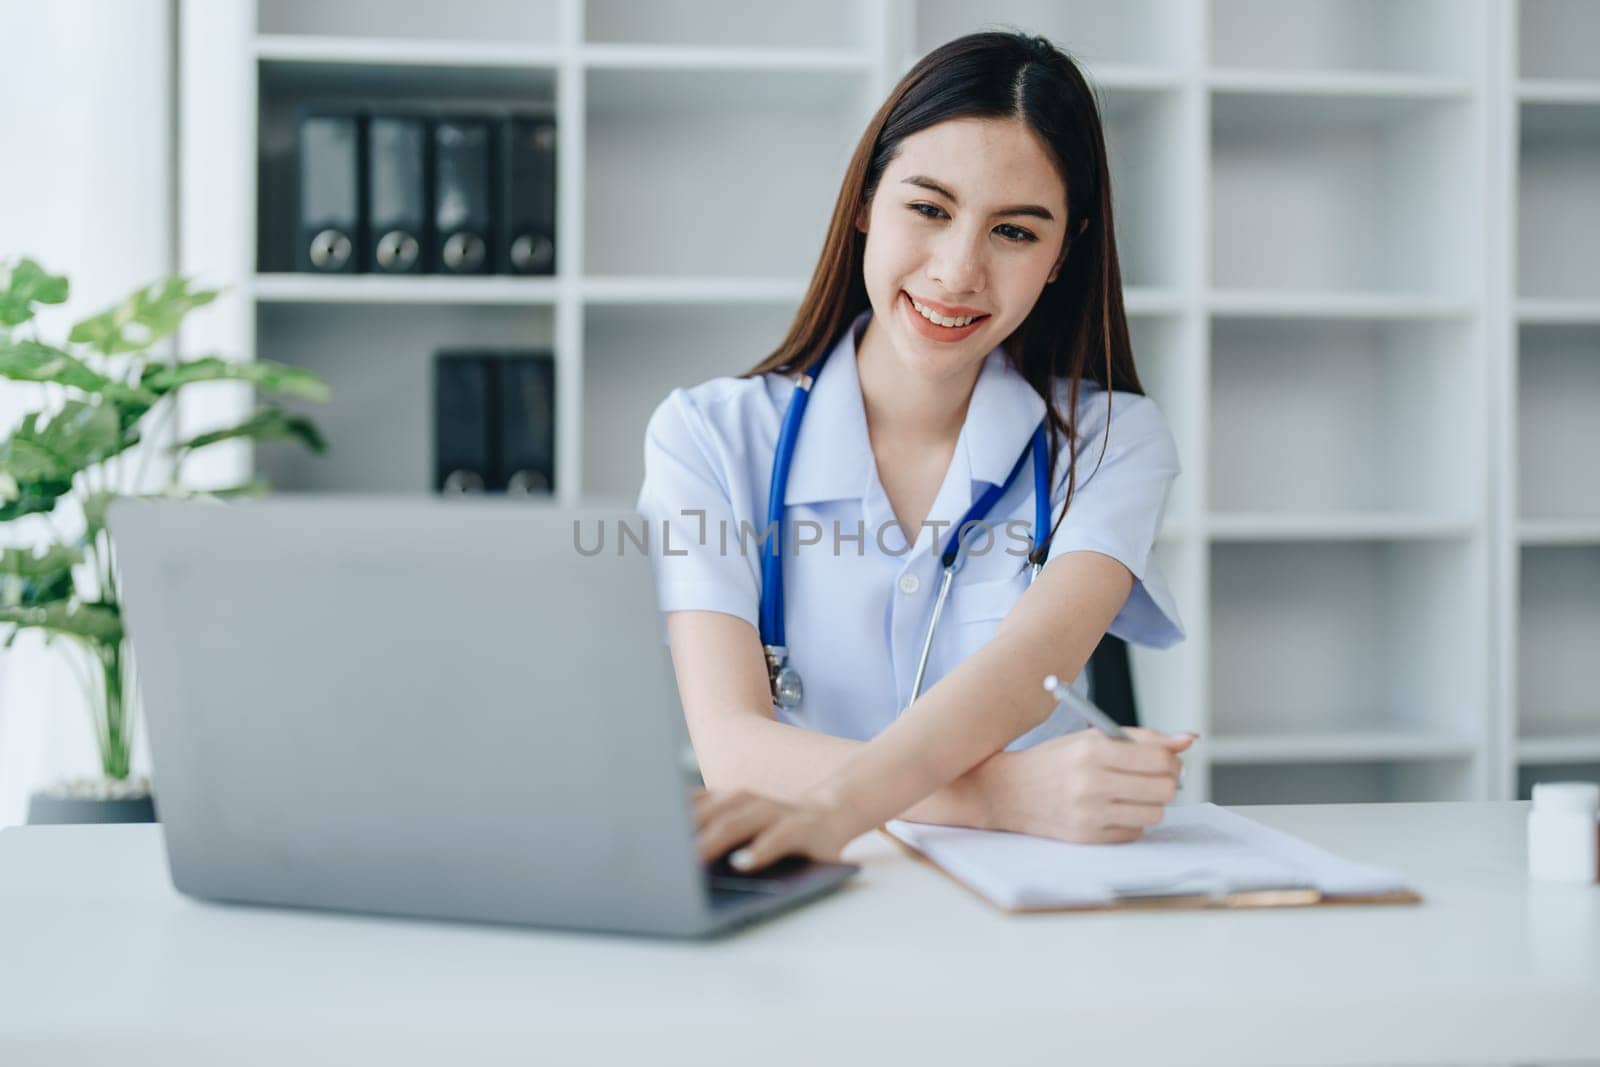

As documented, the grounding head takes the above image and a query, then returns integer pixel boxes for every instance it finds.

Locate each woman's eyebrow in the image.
[900,175,1056,221]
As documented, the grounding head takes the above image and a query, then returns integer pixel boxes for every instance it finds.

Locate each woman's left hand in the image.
[693,788,859,872]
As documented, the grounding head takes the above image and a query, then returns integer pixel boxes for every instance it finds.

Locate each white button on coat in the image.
[638,309,1184,749]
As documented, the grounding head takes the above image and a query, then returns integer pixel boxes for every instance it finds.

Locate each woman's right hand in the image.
[981,728,1197,844]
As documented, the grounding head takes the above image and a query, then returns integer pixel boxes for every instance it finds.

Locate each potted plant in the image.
[0,257,329,824]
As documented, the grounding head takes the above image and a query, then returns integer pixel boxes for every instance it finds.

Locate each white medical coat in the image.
[637,309,1183,750]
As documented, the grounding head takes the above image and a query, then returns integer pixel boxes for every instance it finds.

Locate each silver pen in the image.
[1041,674,1130,740]
[1043,675,1190,789]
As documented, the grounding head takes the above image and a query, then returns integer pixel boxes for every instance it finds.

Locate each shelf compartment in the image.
[253,302,555,494]
[1518,545,1600,741]
[1211,758,1476,804]
[1210,540,1484,738]
[1519,0,1600,82]
[1517,764,1600,801]
[254,274,559,305]
[256,54,558,103]
[1208,0,1476,78]
[912,0,1191,67]
[585,0,864,50]
[256,0,563,46]
[581,303,797,499]
[583,67,868,279]
[1518,324,1600,520]
[255,60,557,275]
[1126,315,1199,521]
[1101,88,1187,290]
[1209,317,1478,516]
[1208,730,1477,763]
[1518,102,1600,301]
[1210,92,1477,297]
[1128,537,1203,738]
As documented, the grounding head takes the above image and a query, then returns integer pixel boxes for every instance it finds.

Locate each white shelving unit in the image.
[176,0,1595,804]
[1498,0,1600,801]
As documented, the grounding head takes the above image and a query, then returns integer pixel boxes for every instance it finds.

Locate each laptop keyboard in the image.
[706,854,816,909]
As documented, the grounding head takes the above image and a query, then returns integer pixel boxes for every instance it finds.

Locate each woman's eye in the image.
[908,203,1036,244]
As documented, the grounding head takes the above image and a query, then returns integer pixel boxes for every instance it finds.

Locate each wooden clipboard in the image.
[881,827,1423,914]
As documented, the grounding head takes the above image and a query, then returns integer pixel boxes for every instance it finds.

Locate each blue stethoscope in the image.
[760,343,1054,710]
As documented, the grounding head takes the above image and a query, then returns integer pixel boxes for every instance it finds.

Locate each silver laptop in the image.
[108,496,858,938]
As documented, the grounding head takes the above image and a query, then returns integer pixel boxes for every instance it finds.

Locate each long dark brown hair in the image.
[744,30,1143,561]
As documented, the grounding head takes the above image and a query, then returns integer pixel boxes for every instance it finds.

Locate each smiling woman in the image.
[635,31,1189,872]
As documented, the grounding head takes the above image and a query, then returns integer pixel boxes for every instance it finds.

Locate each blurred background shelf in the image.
[1206,514,1478,541]
[1205,70,1475,99]
[1517,298,1600,324]
[1518,734,1600,764]
[1519,520,1600,546]
[254,274,561,305]
[255,35,564,70]
[1207,731,1479,764]
[579,45,874,71]
[1206,290,1475,319]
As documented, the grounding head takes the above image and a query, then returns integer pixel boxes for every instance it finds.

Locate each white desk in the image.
[0,802,1595,1067]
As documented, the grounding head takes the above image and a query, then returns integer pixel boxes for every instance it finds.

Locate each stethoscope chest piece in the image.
[764,645,804,709]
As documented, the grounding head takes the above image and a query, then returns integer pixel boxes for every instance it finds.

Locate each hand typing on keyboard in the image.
[693,787,857,873]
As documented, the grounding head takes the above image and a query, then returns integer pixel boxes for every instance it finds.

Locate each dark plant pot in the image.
[27,781,158,825]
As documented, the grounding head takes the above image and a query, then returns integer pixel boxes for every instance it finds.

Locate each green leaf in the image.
[176,407,327,454]
[34,399,125,466]
[141,356,329,403]
[0,477,75,522]
[0,337,159,407]
[0,400,133,521]
[0,544,82,609]
[68,275,218,356]
[0,601,122,645]
[0,259,70,327]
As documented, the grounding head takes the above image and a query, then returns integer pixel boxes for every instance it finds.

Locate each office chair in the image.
[1086,633,1139,728]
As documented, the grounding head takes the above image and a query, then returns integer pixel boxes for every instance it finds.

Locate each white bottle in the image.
[1528,782,1600,884]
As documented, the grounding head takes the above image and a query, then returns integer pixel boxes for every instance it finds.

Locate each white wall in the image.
[0,0,174,825]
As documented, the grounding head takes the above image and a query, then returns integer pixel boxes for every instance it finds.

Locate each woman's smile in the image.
[899,289,989,342]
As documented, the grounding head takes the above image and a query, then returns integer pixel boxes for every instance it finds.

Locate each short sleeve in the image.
[1045,390,1185,648]
[635,389,761,630]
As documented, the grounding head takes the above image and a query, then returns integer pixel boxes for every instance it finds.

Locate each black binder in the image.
[296,111,362,273]
[434,354,493,493]
[496,117,557,275]
[496,353,556,494]
[432,118,493,274]
[366,115,428,274]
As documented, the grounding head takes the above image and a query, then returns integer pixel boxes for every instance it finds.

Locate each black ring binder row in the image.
[296,107,557,277]
[434,351,556,497]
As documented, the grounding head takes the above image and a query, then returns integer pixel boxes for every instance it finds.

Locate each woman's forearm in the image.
[696,709,1004,831]
[798,553,1134,839]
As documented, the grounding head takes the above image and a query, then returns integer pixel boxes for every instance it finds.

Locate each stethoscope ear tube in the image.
[907,423,1053,706]
[760,369,817,651]
[759,345,1058,711]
